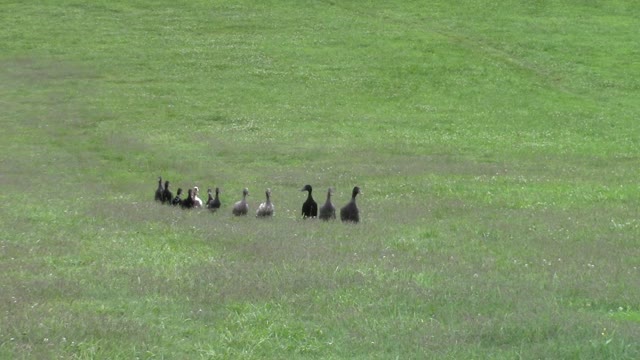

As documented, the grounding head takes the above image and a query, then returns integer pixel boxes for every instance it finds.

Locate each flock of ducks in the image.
[154,177,362,223]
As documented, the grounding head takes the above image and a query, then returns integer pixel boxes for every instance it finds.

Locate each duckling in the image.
[154,176,163,202]
[162,180,173,204]
[206,188,214,207]
[300,184,317,218]
[172,188,183,206]
[206,187,222,212]
[340,186,361,223]
[232,188,249,216]
[193,186,203,208]
[318,187,336,221]
[181,188,195,209]
[256,188,274,217]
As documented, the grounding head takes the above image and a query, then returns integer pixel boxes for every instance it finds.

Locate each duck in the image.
[206,187,222,212]
[232,188,249,216]
[172,188,183,206]
[300,184,318,218]
[256,188,274,217]
[193,186,203,208]
[340,186,361,223]
[318,187,336,221]
[181,188,195,209]
[154,176,163,202]
[206,189,214,207]
[162,180,173,204]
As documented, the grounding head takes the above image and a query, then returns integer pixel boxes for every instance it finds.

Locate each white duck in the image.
[256,188,274,218]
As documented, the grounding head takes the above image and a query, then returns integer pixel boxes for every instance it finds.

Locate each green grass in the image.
[1,0,640,358]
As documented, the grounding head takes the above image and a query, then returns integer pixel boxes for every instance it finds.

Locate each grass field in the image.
[1,0,640,358]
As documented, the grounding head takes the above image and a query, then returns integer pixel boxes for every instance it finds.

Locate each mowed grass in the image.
[1,0,640,358]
